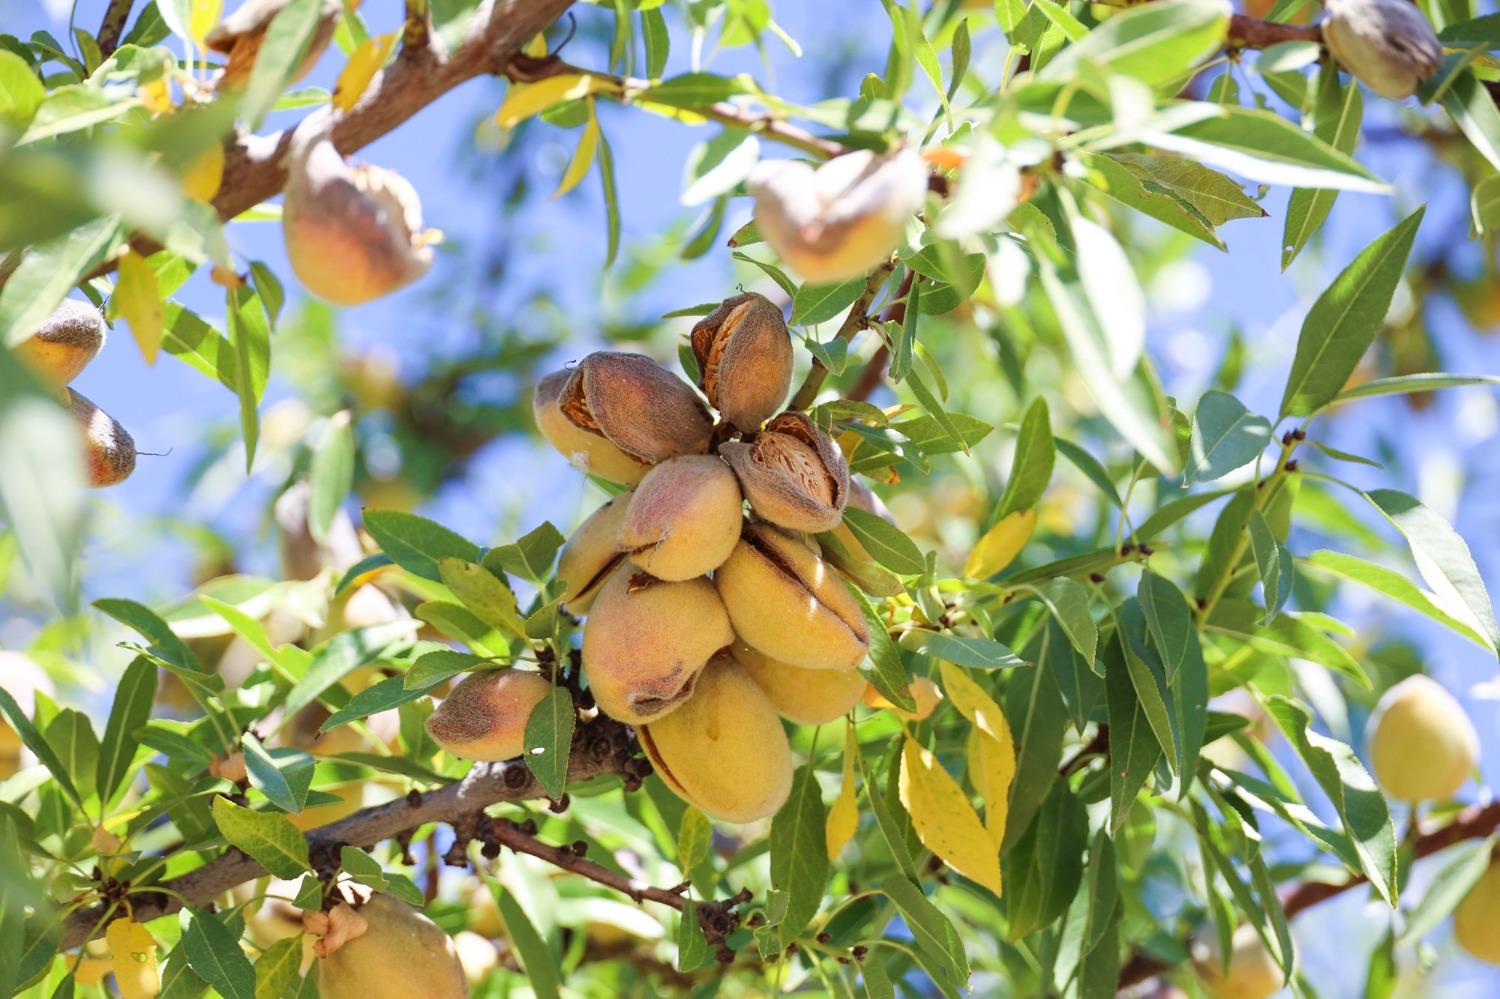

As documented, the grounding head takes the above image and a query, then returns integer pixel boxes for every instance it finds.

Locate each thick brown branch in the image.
[1117,801,1500,992]
[60,714,643,950]
[212,0,573,223]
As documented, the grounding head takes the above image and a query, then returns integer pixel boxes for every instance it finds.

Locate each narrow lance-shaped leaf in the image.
[1279,208,1424,418]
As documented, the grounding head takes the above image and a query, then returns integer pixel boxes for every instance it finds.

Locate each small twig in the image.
[488,818,692,909]
[788,260,900,411]
[403,0,431,56]
[842,269,917,403]
[96,0,134,58]
[1225,13,1322,50]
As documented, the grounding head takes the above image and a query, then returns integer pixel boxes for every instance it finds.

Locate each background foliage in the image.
[2,0,1500,996]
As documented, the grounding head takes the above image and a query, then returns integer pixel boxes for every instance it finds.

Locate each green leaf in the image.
[0,687,84,808]
[1323,372,1500,408]
[405,649,489,689]
[240,0,328,127]
[484,522,566,583]
[320,674,437,731]
[1002,781,1088,939]
[523,684,574,799]
[642,8,670,79]
[1004,627,1069,846]
[181,907,256,999]
[241,733,313,813]
[0,51,45,130]
[1300,549,1491,651]
[1279,209,1424,418]
[363,510,481,583]
[1103,634,1161,832]
[254,936,302,999]
[282,621,412,719]
[211,797,310,879]
[676,900,711,972]
[791,277,867,326]
[1186,391,1272,484]
[860,752,920,881]
[1283,66,1363,269]
[899,631,1026,669]
[597,125,620,267]
[849,583,915,711]
[1266,696,1398,904]
[1039,0,1229,87]
[641,72,754,108]
[879,877,968,996]
[839,507,925,575]
[0,216,121,347]
[1147,105,1388,193]
[1040,262,1178,474]
[1249,511,1294,622]
[494,887,562,999]
[769,763,829,943]
[1137,571,1193,683]
[1077,151,1225,249]
[96,656,155,804]
[1364,488,1500,654]
[1032,577,1097,665]
[1109,153,1267,226]
[1441,69,1500,172]
[1396,834,1497,948]
[227,285,270,470]
[45,709,98,796]
[95,597,202,672]
[997,397,1055,518]
[308,411,354,545]
[438,558,525,639]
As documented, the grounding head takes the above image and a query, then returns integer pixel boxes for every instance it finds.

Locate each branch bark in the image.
[60,714,644,950]
[96,0,135,58]
[1116,801,1500,992]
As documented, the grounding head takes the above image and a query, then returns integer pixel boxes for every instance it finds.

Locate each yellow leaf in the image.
[495,74,618,129]
[899,737,1001,895]
[523,33,549,58]
[189,0,222,46]
[112,252,165,366]
[941,661,1016,849]
[633,100,709,125]
[181,142,225,202]
[551,102,599,199]
[825,724,859,860]
[963,508,1036,579]
[333,32,397,113]
[139,78,173,114]
[107,918,161,999]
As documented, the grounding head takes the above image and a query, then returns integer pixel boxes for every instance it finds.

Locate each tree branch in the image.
[96,0,135,58]
[1225,13,1322,50]
[211,0,574,224]
[787,259,900,411]
[403,0,432,56]
[60,714,645,950]
[1116,801,1500,992]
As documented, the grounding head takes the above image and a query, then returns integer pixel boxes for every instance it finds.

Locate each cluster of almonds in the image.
[12,299,136,487]
[423,291,903,824]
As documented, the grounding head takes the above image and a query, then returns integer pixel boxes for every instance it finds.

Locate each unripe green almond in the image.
[582,567,733,725]
[425,669,554,761]
[719,411,849,533]
[638,652,793,823]
[714,523,869,670]
[1455,859,1500,964]
[1367,674,1477,802]
[620,455,743,581]
[690,292,793,433]
[1323,0,1441,100]
[69,389,136,487]
[747,149,926,284]
[560,352,714,464]
[318,892,466,999]
[533,369,650,485]
[732,641,865,725]
[15,299,105,388]
[1195,924,1284,999]
[557,491,632,612]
